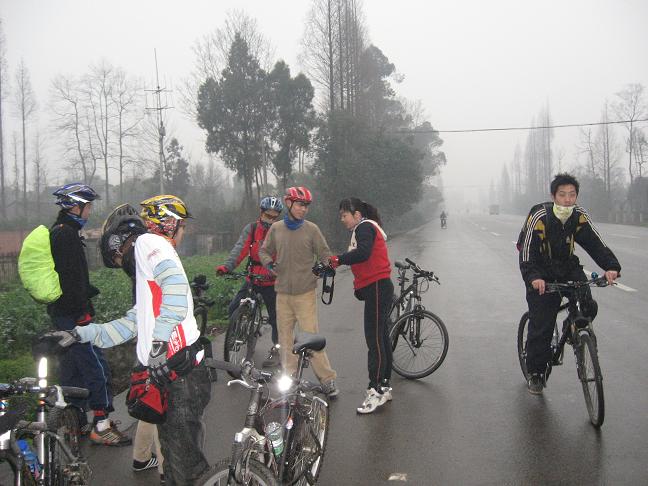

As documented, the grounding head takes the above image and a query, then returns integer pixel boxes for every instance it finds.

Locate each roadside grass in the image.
[0,253,239,383]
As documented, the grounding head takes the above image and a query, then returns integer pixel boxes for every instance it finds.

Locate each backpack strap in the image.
[245,222,260,271]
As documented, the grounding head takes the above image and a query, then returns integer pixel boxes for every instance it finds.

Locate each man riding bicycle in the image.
[440,211,447,229]
[216,196,283,368]
[519,173,620,394]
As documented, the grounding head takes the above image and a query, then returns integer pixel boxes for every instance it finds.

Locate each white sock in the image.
[96,418,111,432]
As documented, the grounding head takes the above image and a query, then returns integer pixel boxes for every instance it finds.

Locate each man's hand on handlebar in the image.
[216,265,229,275]
[604,270,618,286]
[531,278,546,295]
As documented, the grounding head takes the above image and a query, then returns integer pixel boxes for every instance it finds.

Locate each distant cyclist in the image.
[216,196,283,367]
[519,173,620,395]
[440,211,447,229]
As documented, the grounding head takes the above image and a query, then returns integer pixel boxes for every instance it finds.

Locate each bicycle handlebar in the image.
[0,380,89,400]
[545,275,610,293]
[403,258,440,284]
[209,359,274,385]
[221,272,274,283]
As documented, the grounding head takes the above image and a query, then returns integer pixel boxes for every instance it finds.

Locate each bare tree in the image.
[13,58,37,217]
[50,74,98,184]
[0,19,8,220]
[32,131,47,220]
[111,69,143,201]
[82,61,115,206]
[11,131,18,206]
[614,83,647,184]
[300,0,366,113]
[578,127,598,178]
[596,101,620,198]
[181,10,274,117]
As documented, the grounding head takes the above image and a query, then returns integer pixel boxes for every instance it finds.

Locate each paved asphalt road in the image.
[9,213,648,485]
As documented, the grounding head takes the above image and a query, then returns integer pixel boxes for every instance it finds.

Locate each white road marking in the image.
[583,268,637,292]
[480,226,487,231]
[612,234,640,239]
[490,232,501,236]
[388,473,408,481]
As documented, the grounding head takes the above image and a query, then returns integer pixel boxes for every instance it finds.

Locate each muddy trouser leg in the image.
[158,364,211,485]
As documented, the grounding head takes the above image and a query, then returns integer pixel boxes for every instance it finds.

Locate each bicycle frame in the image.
[220,345,328,486]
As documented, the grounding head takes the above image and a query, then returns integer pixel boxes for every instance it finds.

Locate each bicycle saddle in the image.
[394,261,410,270]
[292,332,326,354]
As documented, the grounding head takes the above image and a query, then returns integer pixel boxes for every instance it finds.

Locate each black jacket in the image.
[519,202,621,287]
[47,211,99,318]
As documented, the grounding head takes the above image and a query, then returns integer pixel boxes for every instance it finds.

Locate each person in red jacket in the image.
[216,196,283,367]
[329,197,394,414]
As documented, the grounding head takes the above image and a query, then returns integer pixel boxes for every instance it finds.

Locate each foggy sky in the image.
[1,0,647,208]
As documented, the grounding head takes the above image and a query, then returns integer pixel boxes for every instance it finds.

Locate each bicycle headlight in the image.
[38,357,48,388]
[277,374,293,393]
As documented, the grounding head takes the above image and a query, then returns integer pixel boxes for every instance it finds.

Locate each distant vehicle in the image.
[489,204,500,215]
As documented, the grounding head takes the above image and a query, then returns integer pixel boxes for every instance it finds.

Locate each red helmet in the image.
[285,186,312,203]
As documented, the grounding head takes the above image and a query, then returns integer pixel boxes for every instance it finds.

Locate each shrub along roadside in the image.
[0,253,239,382]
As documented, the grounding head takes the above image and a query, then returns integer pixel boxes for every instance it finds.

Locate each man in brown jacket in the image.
[259,186,339,398]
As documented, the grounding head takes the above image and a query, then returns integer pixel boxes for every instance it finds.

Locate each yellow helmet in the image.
[139,195,192,224]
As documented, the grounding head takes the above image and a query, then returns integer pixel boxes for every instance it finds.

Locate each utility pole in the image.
[145,49,172,194]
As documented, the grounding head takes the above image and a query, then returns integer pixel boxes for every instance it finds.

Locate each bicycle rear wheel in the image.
[517,312,530,380]
[47,406,82,457]
[389,310,449,379]
[284,396,329,485]
[575,331,605,428]
[224,306,252,377]
[197,457,277,486]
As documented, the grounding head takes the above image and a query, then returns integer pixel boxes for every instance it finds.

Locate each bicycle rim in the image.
[225,309,251,375]
[284,397,329,485]
[517,313,530,380]
[48,406,82,458]
[390,310,449,379]
[197,457,277,486]
[576,332,605,427]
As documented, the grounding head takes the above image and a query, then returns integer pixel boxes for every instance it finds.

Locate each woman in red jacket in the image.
[329,197,394,414]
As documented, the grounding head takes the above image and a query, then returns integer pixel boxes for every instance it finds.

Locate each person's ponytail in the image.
[339,197,383,227]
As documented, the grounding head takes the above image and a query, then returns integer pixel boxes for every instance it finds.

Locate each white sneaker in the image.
[356,388,387,414]
[380,386,393,402]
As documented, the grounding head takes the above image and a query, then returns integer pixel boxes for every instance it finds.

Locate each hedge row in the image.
[0,253,239,380]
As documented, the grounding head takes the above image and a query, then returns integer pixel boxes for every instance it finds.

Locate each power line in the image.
[393,117,648,134]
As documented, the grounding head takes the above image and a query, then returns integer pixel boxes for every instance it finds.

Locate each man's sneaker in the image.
[90,421,132,446]
[380,386,393,402]
[133,453,159,472]
[527,374,544,395]
[321,380,339,399]
[357,388,387,414]
[262,346,281,368]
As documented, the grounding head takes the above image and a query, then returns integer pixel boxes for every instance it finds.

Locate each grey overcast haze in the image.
[1,0,647,208]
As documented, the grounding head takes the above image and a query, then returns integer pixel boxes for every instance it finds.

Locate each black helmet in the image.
[100,204,146,268]
[53,182,100,209]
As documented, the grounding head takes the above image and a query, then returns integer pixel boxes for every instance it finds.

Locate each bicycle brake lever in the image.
[227,379,255,390]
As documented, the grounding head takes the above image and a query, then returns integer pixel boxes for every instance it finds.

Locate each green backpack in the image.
[18,225,62,304]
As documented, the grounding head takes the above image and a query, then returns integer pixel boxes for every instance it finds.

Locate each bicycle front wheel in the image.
[197,458,277,486]
[575,331,605,428]
[195,306,209,336]
[224,307,252,377]
[517,312,530,380]
[389,310,449,379]
[47,406,82,457]
[284,396,329,485]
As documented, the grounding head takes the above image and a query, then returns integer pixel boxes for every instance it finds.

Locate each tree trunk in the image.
[0,75,5,220]
[21,111,27,219]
